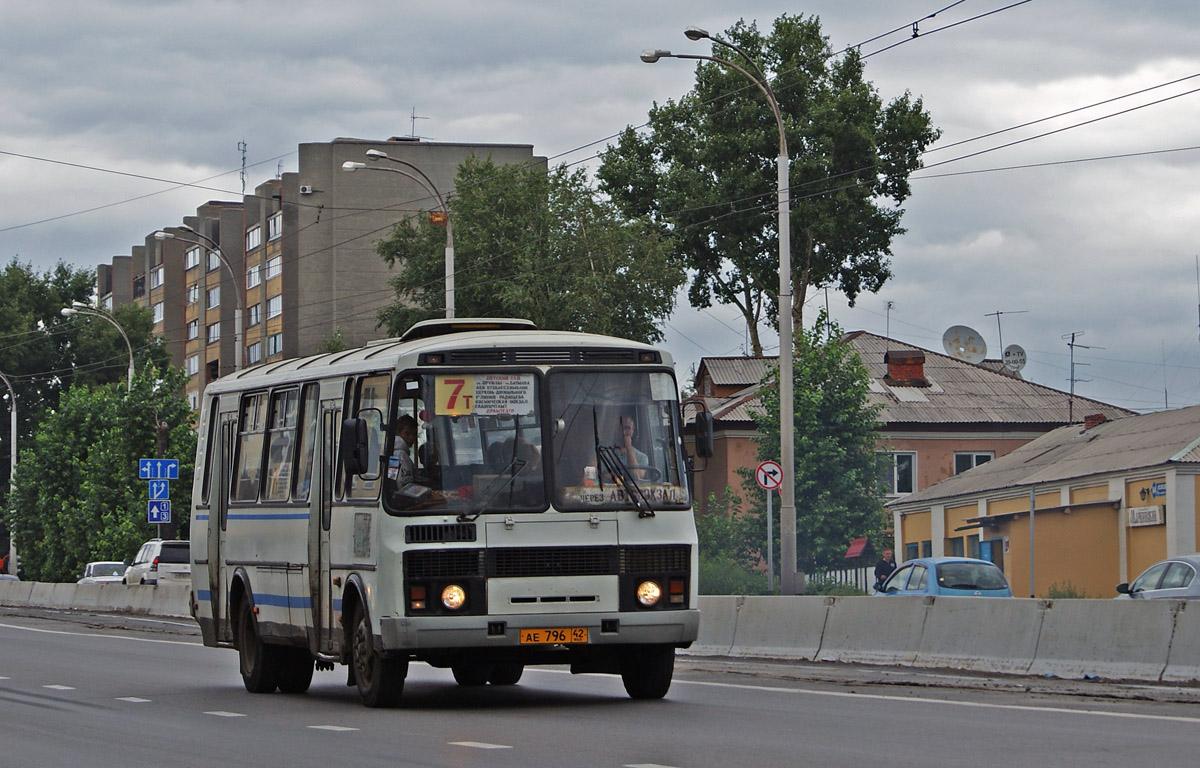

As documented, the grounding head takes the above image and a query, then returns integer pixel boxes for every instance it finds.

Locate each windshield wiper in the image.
[457,458,528,523]
[596,444,655,518]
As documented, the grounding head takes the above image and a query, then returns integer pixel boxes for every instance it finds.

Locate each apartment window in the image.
[265,255,282,280]
[267,295,282,319]
[245,225,262,251]
[246,264,261,290]
[247,303,261,327]
[185,247,201,271]
[152,302,163,324]
[268,212,282,241]
[954,452,994,474]
[188,391,200,411]
[206,286,220,309]
[150,266,164,290]
[186,320,199,341]
[946,537,965,558]
[246,342,262,365]
[904,543,920,561]
[877,451,916,496]
[186,355,199,376]
[207,322,221,344]
[207,250,222,273]
[921,540,933,558]
[267,333,283,357]
[186,284,200,305]
[103,295,113,311]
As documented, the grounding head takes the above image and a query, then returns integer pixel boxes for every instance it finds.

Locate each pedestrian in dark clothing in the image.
[873,548,896,592]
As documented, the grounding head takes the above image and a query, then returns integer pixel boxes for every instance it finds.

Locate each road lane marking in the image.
[117,697,152,703]
[308,725,359,732]
[44,685,75,690]
[205,711,246,717]
[626,764,683,768]
[449,742,512,749]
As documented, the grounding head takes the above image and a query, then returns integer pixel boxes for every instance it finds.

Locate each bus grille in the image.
[405,549,486,579]
[404,544,691,580]
[622,544,691,572]
[405,523,477,544]
[490,546,617,578]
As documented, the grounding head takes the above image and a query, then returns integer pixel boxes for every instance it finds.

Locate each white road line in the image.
[626,764,682,768]
[449,742,513,750]
[307,725,359,732]
[43,685,75,690]
[116,697,152,703]
[204,711,246,718]
[0,621,196,646]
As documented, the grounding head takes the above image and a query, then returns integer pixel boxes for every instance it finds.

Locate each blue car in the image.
[877,556,1012,597]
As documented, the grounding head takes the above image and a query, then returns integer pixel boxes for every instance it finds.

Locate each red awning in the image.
[844,537,868,559]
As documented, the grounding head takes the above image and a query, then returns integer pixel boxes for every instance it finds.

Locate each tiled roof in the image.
[890,404,1200,508]
[691,331,1134,429]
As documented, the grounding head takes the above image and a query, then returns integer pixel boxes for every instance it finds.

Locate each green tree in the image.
[375,157,684,344]
[5,365,196,582]
[696,486,771,595]
[598,14,940,354]
[744,313,886,574]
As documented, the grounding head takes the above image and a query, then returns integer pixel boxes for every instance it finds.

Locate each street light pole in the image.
[60,302,135,391]
[154,229,243,371]
[345,151,455,318]
[643,28,798,593]
[0,369,16,578]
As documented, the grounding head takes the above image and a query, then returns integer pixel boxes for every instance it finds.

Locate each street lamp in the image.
[154,229,243,371]
[343,151,455,318]
[60,302,135,392]
[0,369,16,578]
[644,27,799,593]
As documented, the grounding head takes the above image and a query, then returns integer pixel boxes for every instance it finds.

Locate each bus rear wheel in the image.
[277,647,314,694]
[351,605,406,707]
[237,599,280,693]
[620,645,675,700]
[451,663,490,686]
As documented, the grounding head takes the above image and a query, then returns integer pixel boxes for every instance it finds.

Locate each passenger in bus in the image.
[387,415,418,487]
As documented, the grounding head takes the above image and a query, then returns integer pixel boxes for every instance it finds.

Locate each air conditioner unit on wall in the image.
[299,185,314,195]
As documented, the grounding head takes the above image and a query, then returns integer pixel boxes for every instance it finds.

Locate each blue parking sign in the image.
[148,500,171,524]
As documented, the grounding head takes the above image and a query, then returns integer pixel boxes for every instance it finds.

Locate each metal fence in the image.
[804,565,873,594]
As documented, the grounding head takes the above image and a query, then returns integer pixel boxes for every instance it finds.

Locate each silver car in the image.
[123,539,190,586]
[1116,553,1200,599]
[78,561,127,584]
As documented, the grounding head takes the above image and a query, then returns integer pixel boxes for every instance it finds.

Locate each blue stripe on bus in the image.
[194,514,208,521]
[227,512,310,520]
[193,589,311,609]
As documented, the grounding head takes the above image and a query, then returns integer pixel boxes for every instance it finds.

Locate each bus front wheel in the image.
[351,605,406,707]
[620,645,674,700]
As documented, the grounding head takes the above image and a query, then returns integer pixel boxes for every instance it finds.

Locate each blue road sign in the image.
[139,459,179,480]
[149,480,170,500]
[148,500,171,524]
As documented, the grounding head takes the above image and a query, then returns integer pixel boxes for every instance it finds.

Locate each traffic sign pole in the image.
[756,461,783,594]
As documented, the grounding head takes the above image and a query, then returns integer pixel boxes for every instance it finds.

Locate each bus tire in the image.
[488,663,524,686]
[620,645,674,700]
[451,663,490,687]
[277,647,315,694]
[237,599,280,693]
[352,605,406,707]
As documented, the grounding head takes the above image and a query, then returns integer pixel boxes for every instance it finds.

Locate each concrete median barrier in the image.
[691,596,742,656]
[1161,601,1200,682]
[729,596,829,661]
[150,582,191,618]
[915,597,1043,675]
[0,580,34,606]
[817,595,929,666]
[1029,598,1175,681]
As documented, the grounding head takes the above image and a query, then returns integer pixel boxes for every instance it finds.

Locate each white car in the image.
[78,561,126,584]
[123,539,190,585]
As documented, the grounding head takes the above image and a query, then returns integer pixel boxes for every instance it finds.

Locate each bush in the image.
[699,554,770,595]
[1046,581,1091,599]
[804,574,868,596]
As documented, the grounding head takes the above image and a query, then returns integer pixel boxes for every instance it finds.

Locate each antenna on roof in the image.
[1062,331,1103,422]
[984,309,1028,360]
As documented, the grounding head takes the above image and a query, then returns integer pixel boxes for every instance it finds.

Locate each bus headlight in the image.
[441,584,467,611]
[636,580,662,607]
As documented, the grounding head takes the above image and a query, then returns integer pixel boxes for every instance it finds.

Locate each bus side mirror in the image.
[694,412,714,458]
[340,417,370,475]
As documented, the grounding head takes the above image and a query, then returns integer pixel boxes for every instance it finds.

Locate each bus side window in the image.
[348,374,390,499]
[292,384,319,501]
[232,392,267,502]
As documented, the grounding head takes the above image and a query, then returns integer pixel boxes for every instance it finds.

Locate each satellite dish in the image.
[1003,344,1027,372]
[942,325,987,364]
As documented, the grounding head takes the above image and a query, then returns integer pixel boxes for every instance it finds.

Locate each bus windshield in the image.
[549,370,689,511]
[383,372,546,516]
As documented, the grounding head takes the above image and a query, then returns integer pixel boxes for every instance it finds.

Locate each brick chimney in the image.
[1083,413,1107,430]
[883,349,928,387]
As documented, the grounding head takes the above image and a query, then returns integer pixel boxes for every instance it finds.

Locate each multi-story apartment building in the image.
[99,137,544,409]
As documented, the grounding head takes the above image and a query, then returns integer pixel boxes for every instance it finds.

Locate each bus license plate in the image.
[519,627,588,645]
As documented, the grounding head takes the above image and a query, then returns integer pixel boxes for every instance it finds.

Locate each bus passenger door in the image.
[310,404,339,652]
[211,415,235,642]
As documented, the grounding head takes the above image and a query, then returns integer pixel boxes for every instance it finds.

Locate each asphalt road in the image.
[2,608,1198,768]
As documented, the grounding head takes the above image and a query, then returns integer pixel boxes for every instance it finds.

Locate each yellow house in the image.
[888,406,1200,598]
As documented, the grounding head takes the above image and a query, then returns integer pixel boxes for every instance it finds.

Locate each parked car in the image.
[1115,553,1200,599]
[123,539,190,586]
[876,556,1012,597]
[77,561,127,584]
[0,573,18,582]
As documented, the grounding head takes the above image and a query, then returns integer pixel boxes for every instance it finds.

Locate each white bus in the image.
[190,318,710,707]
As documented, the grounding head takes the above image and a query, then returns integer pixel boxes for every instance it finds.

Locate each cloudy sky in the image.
[3,1,1199,413]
